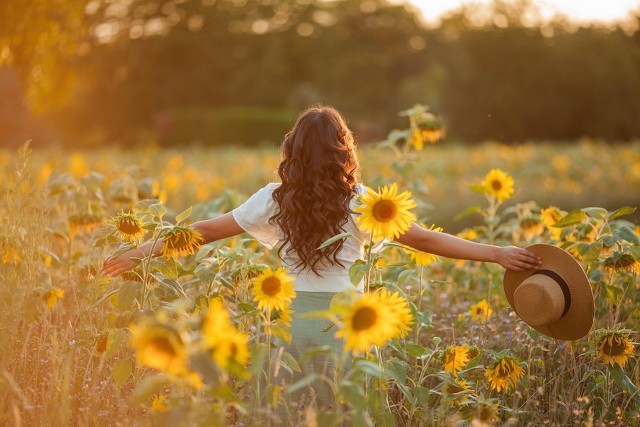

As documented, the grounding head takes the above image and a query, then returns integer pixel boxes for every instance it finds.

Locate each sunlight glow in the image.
[406,0,639,25]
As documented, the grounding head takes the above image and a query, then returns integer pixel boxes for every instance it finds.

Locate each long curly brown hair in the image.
[270,106,359,275]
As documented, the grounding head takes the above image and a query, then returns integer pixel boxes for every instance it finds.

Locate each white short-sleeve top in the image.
[232,182,370,292]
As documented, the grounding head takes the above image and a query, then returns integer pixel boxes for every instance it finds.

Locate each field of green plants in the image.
[1,109,639,426]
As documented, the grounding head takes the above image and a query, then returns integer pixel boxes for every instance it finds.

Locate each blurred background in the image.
[2,0,640,148]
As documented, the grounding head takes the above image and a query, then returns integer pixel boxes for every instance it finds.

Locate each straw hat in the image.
[503,243,594,340]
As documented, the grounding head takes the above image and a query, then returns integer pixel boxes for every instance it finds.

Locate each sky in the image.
[405,0,640,25]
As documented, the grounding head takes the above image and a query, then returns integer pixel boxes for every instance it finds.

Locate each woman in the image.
[101,106,541,413]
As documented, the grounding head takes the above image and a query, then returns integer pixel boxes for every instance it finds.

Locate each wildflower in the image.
[469,299,493,323]
[482,169,514,202]
[161,225,204,259]
[129,321,187,375]
[376,288,414,337]
[540,206,564,240]
[443,345,470,376]
[484,356,525,392]
[603,252,640,275]
[335,292,396,354]
[44,288,64,309]
[252,267,296,311]
[113,212,145,243]
[355,183,417,240]
[597,331,635,368]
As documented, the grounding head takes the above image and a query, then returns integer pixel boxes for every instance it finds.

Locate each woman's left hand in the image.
[496,246,542,271]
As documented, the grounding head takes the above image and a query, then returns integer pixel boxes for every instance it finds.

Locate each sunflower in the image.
[161,225,204,259]
[603,252,640,275]
[416,115,445,145]
[272,307,294,327]
[484,356,525,392]
[376,288,414,337]
[469,299,493,323]
[355,183,417,240]
[597,331,635,368]
[69,212,104,236]
[210,329,250,369]
[335,292,396,354]
[113,211,145,243]
[252,267,296,311]
[202,299,234,347]
[482,169,514,202]
[519,217,544,241]
[443,345,470,376]
[407,224,442,266]
[44,288,64,309]
[540,206,564,240]
[129,321,187,374]
[474,400,500,423]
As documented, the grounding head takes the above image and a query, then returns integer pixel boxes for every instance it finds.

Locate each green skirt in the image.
[274,291,346,416]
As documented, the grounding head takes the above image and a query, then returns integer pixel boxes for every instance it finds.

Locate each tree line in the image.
[2,0,640,147]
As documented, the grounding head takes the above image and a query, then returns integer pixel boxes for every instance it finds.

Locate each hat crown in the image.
[513,274,566,326]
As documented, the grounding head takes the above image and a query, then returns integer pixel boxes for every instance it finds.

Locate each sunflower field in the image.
[1,105,639,426]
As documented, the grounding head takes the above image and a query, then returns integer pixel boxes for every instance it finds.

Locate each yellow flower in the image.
[161,226,204,259]
[69,152,89,178]
[407,224,442,266]
[151,393,169,412]
[482,169,514,202]
[376,288,414,337]
[113,212,145,243]
[1,242,20,264]
[129,322,187,375]
[484,356,525,392]
[202,299,234,346]
[540,206,564,229]
[411,129,424,151]
[456,228,479,241]
[335,293,396,354]
[210,329,250,369]
[519,217,544,241]
[355,183,417,240]
[443,345,470,376]
[44,288,64,309]
[469,299,493,323]
[597,331,635,368]
[603,252,640,275]
[272,307,294,327]
[69,213,104,236]
[252,267,296,311]
[444,379,472,405]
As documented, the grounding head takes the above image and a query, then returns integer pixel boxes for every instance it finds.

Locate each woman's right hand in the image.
[101,250,139,278]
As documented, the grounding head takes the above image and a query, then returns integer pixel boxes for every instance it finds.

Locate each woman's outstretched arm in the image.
[395,223,542,271]
[101,212,244,277]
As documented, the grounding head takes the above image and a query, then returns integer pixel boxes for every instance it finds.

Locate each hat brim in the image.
[503,243,594,340]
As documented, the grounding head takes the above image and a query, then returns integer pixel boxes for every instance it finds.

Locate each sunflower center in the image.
[490,179,503,191]
[352,306,377,331]
[169,231,189,249]
[149,337,177,360]
[261,277,282,296]
[372,200,398,223]
[602,336,626,356]
[119,218,141,234]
